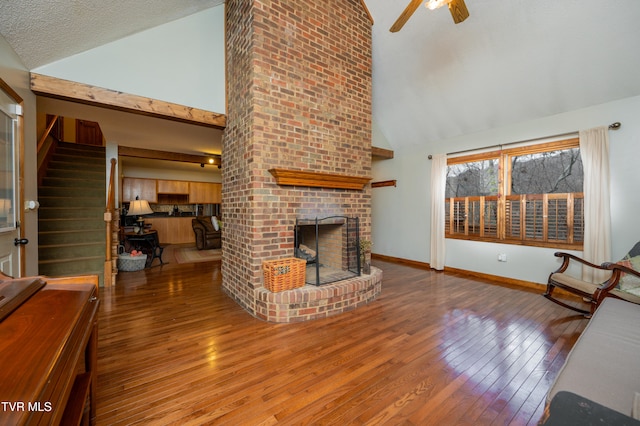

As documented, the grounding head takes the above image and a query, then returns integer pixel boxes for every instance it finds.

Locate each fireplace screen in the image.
[294,216,360,286]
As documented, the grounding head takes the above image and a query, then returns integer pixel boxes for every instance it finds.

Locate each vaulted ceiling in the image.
[2,0,640,155]
[366,0,640,149]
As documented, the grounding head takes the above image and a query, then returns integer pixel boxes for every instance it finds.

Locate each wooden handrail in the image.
[104,158,117,287]
[37,115,58,154]
[106,158,117,214]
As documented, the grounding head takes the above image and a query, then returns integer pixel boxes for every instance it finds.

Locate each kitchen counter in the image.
[144,216,195,245]
[148,212,195,217]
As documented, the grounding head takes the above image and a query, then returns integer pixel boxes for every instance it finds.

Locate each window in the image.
[445,139,583,249]
[0,87,18,232]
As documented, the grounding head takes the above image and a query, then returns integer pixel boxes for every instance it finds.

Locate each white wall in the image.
[0,36,39,276]
[33,6,225,114]
[372,95,640,285]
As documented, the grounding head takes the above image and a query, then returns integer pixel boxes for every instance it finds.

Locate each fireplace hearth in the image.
[294,216,360,286]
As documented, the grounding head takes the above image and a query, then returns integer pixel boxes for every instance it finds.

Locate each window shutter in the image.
[505,196,521,240]
[572,195,584,243]
[483,197,498,238]
[468,198,481,235]
[547,195,568,242]
[524,196,545,241]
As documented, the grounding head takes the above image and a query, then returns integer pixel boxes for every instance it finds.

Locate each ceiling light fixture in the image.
[425,0,450,10]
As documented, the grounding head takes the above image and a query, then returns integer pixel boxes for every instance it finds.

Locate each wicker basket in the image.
[118,253,147,272]
[263,257,306,292]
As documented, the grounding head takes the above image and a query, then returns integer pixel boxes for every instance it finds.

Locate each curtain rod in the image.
[428,121,621,160]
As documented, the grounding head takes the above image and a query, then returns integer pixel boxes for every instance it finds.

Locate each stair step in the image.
[39,230,106,245]
[41,176,105,189]
[51,154,105,166]
[39,218,105,232]
[48,160,107,172]
[39,207,106,220]
[57,141,105,153]
[46,169,105,180]
[39,242,104,261]
[39,186,105,198]
[39,196,105,208]
[56,145,105,158]
[38,257,104,282]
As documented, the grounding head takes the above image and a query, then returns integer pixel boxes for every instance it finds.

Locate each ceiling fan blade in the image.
[390,0,424,33]
[449,0,469,24]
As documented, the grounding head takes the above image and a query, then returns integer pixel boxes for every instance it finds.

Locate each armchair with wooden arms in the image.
[544,242,640,316]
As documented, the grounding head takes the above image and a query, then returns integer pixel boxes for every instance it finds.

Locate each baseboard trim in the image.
[371,253,546,292]
[372,253,430,270]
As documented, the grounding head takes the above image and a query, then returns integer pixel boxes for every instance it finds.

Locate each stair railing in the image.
[104,158,117,287]
[36,114,59,154]
[36,115,60,187]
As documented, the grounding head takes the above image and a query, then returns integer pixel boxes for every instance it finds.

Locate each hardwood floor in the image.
[97,259,588,425]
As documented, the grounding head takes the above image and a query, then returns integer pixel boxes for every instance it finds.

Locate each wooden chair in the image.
[544,242,640,316]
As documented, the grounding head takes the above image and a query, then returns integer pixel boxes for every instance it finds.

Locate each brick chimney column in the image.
[223,0,373,319]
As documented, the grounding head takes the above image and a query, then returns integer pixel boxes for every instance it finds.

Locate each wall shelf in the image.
[269,169,371,190]
[372,180,396,188]
[372,147,394,160]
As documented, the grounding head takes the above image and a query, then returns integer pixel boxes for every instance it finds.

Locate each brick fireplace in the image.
[222,0,382,322]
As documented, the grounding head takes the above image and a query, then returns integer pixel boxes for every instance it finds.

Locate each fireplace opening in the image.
[294,216,360,286]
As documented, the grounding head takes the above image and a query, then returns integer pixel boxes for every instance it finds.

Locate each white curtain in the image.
[579,126,612,283]
[430,154,447,270]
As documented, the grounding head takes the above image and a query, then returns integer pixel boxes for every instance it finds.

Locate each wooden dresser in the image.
[0,274,99,425]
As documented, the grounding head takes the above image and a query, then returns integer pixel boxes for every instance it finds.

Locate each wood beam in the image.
[118,146,221,166]
[30,73,226,129]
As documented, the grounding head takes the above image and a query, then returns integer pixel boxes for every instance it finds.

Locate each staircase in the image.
[38,142,106,285]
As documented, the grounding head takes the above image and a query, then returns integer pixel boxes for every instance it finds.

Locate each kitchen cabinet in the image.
[122,178,157,203]
[212,183,222,203]
[157,179,189,194]
[189,182,221,204]
[122,177,221,205]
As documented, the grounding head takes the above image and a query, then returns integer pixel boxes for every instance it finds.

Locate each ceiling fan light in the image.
[425,0,450,10]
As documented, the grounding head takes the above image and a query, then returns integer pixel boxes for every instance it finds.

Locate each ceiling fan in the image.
[390,0,469,32]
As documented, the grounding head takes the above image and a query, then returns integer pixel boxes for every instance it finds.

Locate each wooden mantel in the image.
[30,73,226,129]
[269,169,371,190]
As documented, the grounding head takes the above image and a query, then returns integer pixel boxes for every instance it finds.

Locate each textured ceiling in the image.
[2,0,640,156]
[0,0,224,69]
